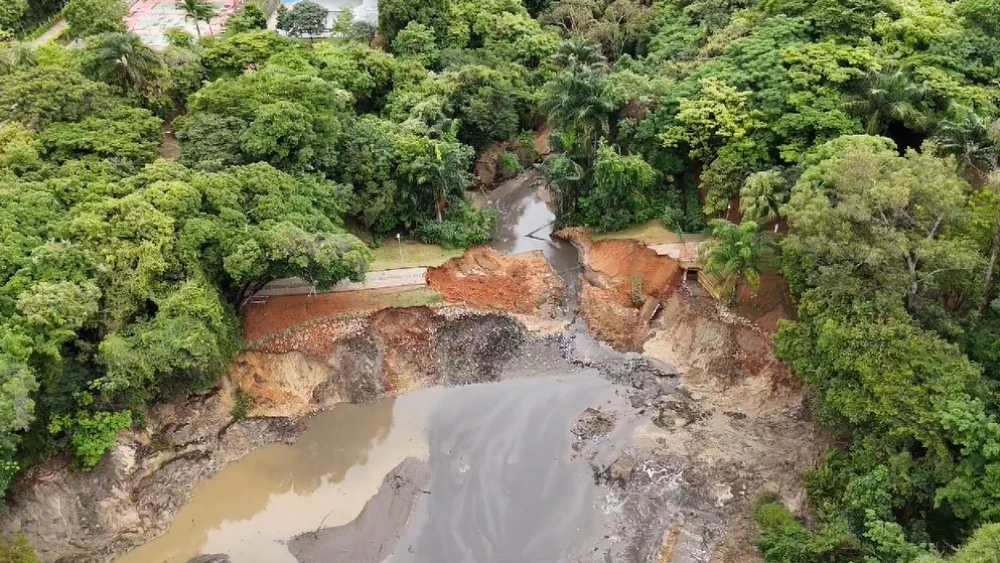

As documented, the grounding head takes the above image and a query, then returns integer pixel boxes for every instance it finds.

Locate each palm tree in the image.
[176,0,218,38]
[934,108,997,182]
[842,68,928,135]
[552,37,606,71]
[0,41,36,75]
[739,169,787,232]
[701,219,767,306]
[84,33,164,95]
[428,142,472,222]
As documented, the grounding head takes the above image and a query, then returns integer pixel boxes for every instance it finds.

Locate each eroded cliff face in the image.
[225,308,527,418]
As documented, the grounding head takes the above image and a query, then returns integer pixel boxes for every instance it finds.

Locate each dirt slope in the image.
[558,227,684,350]
[426,247,562,315]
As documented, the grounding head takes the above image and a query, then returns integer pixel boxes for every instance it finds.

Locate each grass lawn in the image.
[593,220,709,246]
[378,285,444,308]
[369,241,464,271]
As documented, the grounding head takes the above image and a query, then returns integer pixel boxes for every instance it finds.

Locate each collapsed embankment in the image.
[558,227,684,351]
[2,233,823,563]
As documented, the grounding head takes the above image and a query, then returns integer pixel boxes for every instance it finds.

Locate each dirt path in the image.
[30,18,66,46]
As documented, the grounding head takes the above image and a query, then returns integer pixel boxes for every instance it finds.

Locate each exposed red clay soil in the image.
[241,286,430,343]
[558,227,684,351]
[426,247,561,315]
[730,268,796,333]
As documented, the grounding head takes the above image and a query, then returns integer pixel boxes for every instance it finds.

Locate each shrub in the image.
[230,388,254,420]
[414,204,496,248]
[497,150,523,178]
[0,533,38,563]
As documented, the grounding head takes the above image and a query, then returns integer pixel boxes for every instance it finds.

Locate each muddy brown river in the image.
[115,373,626,563]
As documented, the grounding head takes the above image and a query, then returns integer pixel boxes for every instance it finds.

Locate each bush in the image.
[755,501,861,563]
[64,0,126,38]
[497,150,523,178]
[225,4,268,34]
[48,408,133,468]
[0,533,38,563]
[414,204,496,248]
[230,388,254,420]
[164,27,196,49]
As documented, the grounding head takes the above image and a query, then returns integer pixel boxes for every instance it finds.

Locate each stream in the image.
[114,170,635,563]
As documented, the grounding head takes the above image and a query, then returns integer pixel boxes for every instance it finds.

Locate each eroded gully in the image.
[114,168,668,563]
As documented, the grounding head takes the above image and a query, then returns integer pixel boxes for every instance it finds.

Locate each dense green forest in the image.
[4,0,1000,559]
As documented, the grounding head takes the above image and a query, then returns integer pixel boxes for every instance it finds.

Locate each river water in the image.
[116,374,622,563]
[115,171,630,563]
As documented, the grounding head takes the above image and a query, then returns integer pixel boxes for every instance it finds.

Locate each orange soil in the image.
[730,268,796,333]
[426,247,561,315]
[559,227,683,300]
[241,286,428,343]
[557,227,684,351]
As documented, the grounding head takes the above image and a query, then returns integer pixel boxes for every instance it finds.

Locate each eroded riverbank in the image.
[2,170,823,563]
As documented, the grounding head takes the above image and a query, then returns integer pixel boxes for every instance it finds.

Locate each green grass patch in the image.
[593,220,709,246]
[369,241,463,271]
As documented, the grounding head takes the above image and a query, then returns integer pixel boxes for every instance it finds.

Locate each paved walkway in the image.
[648,241,705,267]
[257,268,427,297]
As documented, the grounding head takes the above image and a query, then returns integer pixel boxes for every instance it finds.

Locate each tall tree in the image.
[842,68,928,135]
[83,32,165,96]
[224,3,267,34]
[739,169,787,231]
[934,109,997,182]
[276,1,328,43]
[701,219,768,305]
[0,0,27,31]
[176,0,218,38]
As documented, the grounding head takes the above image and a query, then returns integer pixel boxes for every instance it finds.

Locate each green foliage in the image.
[224,4,267,34]
[701,219,768,305]
[0,533,38,563]
[230,387,253,420]
[0,68,121,129]
[164,27,196,48]
[64,0,126,38]
[177,63,350,172]
[49,407,132,468]
[413,203,496,248]
[0,0,27,31]
[739,168,786,227]
[378,0,449,44]
[842,69,930,134]
[497,150,522,178]
[956,0,1000,36]
[40,107,163,164]
[200,30,300,78]
[176,0,218,39]
[276,1,327,39]
[755,501,860,563]
[582,143,658,231]
[392,22,439,67]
